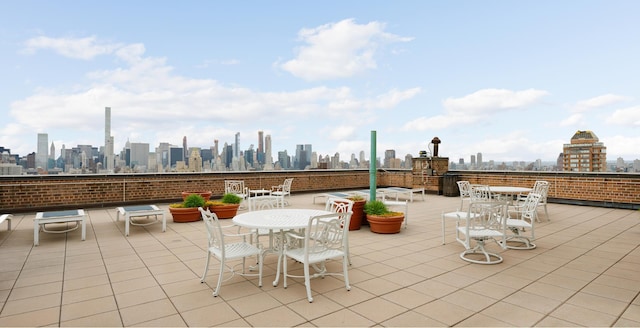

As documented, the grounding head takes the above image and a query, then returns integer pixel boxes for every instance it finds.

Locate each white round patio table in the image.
[233,208,331,286]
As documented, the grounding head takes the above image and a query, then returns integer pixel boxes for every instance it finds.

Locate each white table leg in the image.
[34,220,39,246]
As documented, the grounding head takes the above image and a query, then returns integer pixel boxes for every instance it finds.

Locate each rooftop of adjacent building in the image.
[0,192,638,327]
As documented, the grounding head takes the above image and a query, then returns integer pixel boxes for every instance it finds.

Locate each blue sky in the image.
[1,0,639,164]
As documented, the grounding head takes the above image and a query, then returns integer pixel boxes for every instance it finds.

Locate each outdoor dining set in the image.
[442,180,550,265]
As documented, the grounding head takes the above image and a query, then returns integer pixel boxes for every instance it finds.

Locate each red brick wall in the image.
[1,169,638,212]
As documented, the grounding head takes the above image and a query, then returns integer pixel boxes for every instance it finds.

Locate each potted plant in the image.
[169,193,206,223]
[206,193,242,219]
[363,200,404,234]
[345,195,366,230]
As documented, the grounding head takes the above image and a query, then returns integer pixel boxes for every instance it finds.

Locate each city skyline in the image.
[1,2,639,163]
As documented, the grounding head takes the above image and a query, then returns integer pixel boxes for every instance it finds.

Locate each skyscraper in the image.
[104,107,114,171]
[36,133,48,169]
[183,136,188,165]
[234,132,241,159]
[257,130,264,165]
[264,134,274,170]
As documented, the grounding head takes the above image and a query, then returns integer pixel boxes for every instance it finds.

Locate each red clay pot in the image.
[366,213,404,234]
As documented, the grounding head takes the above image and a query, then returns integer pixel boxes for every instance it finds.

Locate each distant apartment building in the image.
[562,130,607,172]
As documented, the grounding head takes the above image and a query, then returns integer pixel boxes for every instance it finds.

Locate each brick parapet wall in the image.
[1,169,638,212]
[450,171,640,209]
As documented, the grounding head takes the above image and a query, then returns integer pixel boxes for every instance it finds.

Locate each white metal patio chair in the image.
[514,180,549,222]
[271,178,293,206]
[198,207,263,297]
[325,197,354,264]
[282,211,352,302]
[225,180,249,209]
[456,180,472,211]
[455,201,508,264]
[504,192,541,250]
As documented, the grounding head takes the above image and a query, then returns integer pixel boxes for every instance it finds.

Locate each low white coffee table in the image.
[34,209,86,246]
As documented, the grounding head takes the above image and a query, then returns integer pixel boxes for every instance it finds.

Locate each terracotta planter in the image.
[348,200,366,230]
[169,207,202,223]
[181,191,212,201]
[366,213,404,234]
[209,204,240,219]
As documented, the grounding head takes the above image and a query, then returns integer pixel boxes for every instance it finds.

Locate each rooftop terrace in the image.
[0,192,639,327]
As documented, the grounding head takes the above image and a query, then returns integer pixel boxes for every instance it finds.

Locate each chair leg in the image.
[201,252,211,282]
[213,258,225,297]
[304,263,313,303]
[342,254,351,292]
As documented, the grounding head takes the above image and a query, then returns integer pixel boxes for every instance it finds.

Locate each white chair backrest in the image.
[249,195,282,211]
[532,181,549,202]
[457,181,471,197]
[519,193,542,222]
[304,212,352,255]
[325,197,354,213]
[469,184,492,202]
[225,180,246,194]
[281,178,294,192]
[465,201,506,233]
[199,207,224,255]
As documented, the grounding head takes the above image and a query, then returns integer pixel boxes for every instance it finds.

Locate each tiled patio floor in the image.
[1,193,639,327]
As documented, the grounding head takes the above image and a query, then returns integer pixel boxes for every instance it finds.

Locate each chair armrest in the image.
[271,184,284,192]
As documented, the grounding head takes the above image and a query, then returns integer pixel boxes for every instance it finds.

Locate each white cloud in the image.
[9,35,420,155]
[22,36,122,60]
[404,88,549,131]
[573,94,631,113]
[443,88,549,114]
[605,106,640,127]
[279,18,413,81]
[559,113,585,127]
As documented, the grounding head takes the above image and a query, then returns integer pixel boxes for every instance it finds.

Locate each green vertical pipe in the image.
[370,130,377,201]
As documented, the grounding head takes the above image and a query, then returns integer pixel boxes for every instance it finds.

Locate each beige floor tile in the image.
[535,315,583,326]
[313,308,378,327]
[60,310,123,327]
[226,291,282,317]
[414,299,474,326]
[463,279,517,300]
[62,283,114,305]
[409,279,459,299]
[551,303,617,327]
[7,281,62,301]
[111,275,158,295]
[180,302,242,327]
[381,286,435,309]
[351,276,403,296]
[13,271,63,288]
[119,299,178,326]
[115,285,168,308]
[347,297,409,324]
[456,312,512,327]
[581,282,638,303]
[620,304,640,322]
[1,292,60,316]
[0,305,60,327]
[169,289,222,313]
[61,295,118,322]
[63,273,111,292]
[286,294,344,321]
[567,291,629,316]
[614,317,640,327]
[432,271,479,288]
[243,303,307,327]
[132,313,187,327]
[503,290,562,314]
[441,289,499,312]
[379,269,425,287]
[482,301,546,326]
